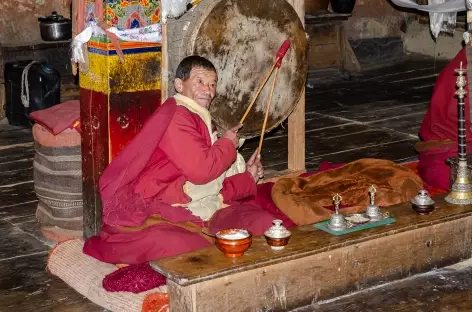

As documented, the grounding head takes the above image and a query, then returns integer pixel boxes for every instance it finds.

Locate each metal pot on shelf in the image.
[38,11,72,41]
[330,0,356,13]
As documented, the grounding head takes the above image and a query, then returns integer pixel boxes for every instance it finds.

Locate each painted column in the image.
[79,0,162,239]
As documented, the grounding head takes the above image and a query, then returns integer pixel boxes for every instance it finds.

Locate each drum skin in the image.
[168,0,307,138]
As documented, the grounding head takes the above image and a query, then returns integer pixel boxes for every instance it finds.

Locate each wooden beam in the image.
[287,0,306,171]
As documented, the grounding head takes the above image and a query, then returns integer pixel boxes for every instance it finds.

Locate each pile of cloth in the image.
[271,159,424,225]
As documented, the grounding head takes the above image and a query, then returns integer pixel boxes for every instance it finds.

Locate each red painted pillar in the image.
[79,0,162,239]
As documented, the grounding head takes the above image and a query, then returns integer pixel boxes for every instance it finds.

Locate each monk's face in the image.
[174,67,217,109]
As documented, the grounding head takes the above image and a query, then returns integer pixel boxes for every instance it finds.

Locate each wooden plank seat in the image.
[151,194,472,311]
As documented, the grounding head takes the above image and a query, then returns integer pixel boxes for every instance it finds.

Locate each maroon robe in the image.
[83,97,279,264]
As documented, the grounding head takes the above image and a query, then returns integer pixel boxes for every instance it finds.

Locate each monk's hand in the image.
[246,149,264,182]
[222,124,243,148]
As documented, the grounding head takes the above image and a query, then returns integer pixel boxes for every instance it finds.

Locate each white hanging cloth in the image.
[390,0,466,39]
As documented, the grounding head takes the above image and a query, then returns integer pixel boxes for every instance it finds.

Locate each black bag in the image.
[4,60,61,127]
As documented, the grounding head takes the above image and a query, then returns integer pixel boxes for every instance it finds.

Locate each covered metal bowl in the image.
[411,189,435,215]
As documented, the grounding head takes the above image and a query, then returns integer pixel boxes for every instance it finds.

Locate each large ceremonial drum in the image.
[167,0,307,138]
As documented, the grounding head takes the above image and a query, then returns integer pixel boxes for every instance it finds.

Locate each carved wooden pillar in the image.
[79,0,162,239]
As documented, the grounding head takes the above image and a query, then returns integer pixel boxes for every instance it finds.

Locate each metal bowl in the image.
[345,213,371,225]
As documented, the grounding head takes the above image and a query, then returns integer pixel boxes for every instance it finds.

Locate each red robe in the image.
[420,47,471,142]
[83,97,278,264]
[418,47,472,190]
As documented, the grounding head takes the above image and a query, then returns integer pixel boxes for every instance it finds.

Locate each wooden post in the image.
[161,23,168,101]
[71,0,77,76]
[287,0,306,171]
[80,1,163,239]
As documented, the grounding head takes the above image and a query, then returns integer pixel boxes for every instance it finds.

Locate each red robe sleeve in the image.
[160,107,237,185]
[220,171,257,204]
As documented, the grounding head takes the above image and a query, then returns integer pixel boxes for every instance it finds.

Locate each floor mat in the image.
[47,239,168,312]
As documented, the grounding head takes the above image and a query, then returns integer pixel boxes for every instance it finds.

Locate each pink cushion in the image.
[29,100,80,135]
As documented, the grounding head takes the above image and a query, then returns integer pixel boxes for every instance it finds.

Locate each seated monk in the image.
[417,46,470,190]
[84,56,283,265]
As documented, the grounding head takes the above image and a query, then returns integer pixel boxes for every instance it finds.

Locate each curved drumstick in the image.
[239,40,291,124]
[258,67,279,155]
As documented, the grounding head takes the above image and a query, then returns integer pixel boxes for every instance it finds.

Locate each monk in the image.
[83,56,282,265]
[417,46,472,190]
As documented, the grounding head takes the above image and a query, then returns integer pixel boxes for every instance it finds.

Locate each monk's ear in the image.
[174,78,183,93]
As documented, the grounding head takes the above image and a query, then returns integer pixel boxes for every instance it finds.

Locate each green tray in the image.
[313,217,396,236]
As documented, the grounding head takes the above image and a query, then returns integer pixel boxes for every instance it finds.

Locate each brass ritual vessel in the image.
[445,62,472,205]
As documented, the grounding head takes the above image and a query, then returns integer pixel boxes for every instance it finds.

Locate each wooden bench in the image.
[151,194,472,311]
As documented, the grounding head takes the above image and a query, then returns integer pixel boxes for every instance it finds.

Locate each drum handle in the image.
[239,40,291,125]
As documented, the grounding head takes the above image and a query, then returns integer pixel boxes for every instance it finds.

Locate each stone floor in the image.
[3,55,472,311]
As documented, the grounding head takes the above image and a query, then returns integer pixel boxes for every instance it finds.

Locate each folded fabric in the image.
[29,100,80,135]
[103,262,167,293]
[271,158,424,225]
[308,161,447,212]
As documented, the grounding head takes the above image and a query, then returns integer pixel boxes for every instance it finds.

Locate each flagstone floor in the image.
[3,55,472,312]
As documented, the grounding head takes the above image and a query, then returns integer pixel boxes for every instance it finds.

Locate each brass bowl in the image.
[264,235,291,250]
[215,229,252,257]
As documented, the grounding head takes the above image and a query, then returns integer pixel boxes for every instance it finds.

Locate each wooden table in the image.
[151,194,472,311]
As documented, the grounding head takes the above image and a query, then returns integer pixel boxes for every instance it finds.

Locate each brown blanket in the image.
[271,159,423,225]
